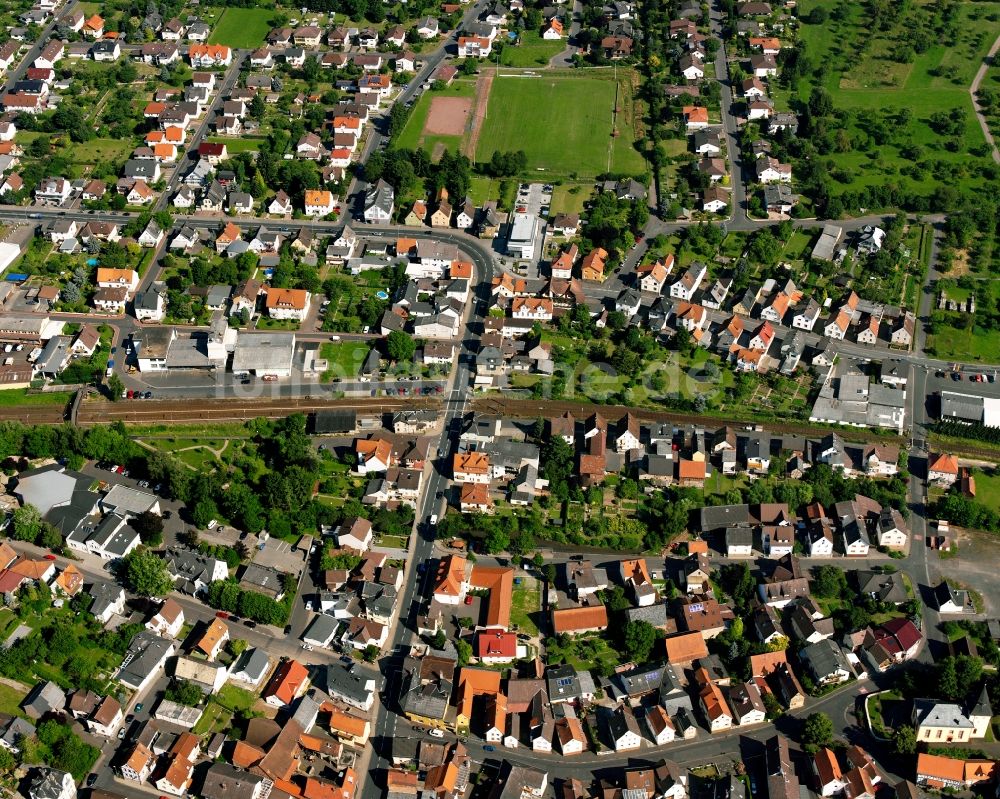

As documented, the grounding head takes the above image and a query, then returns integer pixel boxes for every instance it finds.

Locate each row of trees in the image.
[206,578,294,626]
[366,148,474,206]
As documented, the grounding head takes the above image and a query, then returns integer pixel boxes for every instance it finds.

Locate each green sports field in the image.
[475,74,646,178]
[207,7,273,48]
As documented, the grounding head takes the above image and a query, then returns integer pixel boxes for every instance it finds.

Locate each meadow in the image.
[475,74,647,178]
[499,32,565,67]
[207,7,274,48]
[393,79,478,155]
[776,0,1000,203]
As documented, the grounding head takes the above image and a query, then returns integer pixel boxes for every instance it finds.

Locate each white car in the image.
[429,729,445,738]
[302,643,314,651]
[207,519,218,530]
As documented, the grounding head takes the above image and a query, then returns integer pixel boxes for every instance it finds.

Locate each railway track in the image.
[473,396,908,444]
[0,407,69,424]
[75,396,442,426]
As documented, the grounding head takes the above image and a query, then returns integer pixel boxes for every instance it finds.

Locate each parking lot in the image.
[515,182,553,217]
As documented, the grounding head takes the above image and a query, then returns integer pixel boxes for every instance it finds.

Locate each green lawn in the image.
[970,470,1000,514]
[205,137,264,153]
[321,341,372,382]
[927,323,1000,362]
[0,681,27,718]
[475,74,647,178]
[550,183,593,215]
[510,581,540,635]
[393,79,478,154]
[216,683,257,712]
[191,702,227,735]
[499,32,565,67]
[469,175,503,206]
[17,133,133,165]
[207,7,274,47]
[0,389,71,407]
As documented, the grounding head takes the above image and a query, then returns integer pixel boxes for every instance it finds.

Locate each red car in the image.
[464,596,473,605]
[43,554,56,561]
[126,390,134,399]
[215,611,229,619]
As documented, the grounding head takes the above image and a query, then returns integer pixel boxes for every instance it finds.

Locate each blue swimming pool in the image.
[87,258,99,267]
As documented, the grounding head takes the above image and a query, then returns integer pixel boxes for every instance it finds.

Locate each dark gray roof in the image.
[701,504,751,531]
[231,648,270,683]
[800,639,850,679]
[22,681,66,718]
[320,663,374,706]
[201,763,264,799]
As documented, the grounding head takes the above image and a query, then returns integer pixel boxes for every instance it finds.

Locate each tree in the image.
[762,691,783,719]
[228,638,248,657]
[811,565,845,598]
[99,241,129,270]
[431,629,447,649]
[123,549,173,597]
[483,527,510,554]
[801,712,834,753]
[131,510,164,546]
[38,524,61,551]
[720,563,755,610]
[107,373,124,400]
[455,639,472,666]
[622,620,656,663]
[165,679,204,707]
[11,504,42,543]
[385,330,416,363]
[893,724,916,755]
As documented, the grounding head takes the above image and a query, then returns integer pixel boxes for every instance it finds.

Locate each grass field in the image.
[475,74,646,178]
[928,324,1000,361]
[393,80,478,154]
[0,389,71,407]
[500,32,565,67]
[970,470,1000,513]
[510,580,540,635]
[0,681,27,718]
[17,133,133,165]
[550,183,593,214]
[778,0,1000,203]
[927,279,1000,360]
[205,137,264,153]
[321,341,372,382]
[207,7,273,47]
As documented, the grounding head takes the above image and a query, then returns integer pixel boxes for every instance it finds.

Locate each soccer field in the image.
[475,75,646,178]
[207,7,273,48]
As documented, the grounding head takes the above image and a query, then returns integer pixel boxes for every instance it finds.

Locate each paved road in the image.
[970,33,1000,164]
[708,0,748,225]
[1,3,72,94]
[152,49,249,213]
[342,0,491,207]
[549,0,583,67]
[357,210,493,799]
